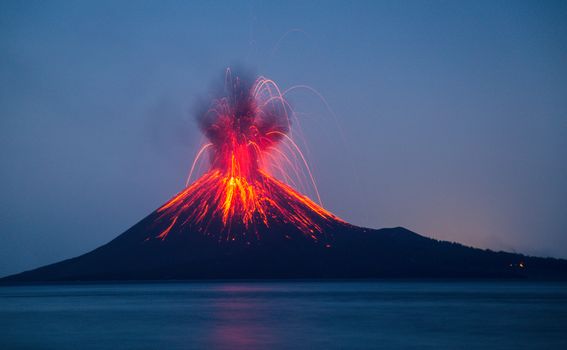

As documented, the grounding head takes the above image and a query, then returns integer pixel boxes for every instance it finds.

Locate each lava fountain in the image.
[151,70,344,243]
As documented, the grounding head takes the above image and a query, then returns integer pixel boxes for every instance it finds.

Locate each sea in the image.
[1,281,566,349]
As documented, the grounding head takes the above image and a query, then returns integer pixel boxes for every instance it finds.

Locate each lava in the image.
[152,70,343,242]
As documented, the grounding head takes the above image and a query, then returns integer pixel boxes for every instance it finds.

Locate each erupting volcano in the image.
[2,70,567,283]
[152,71,342,243]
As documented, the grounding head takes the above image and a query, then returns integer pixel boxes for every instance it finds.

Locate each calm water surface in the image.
[1,281,566,349]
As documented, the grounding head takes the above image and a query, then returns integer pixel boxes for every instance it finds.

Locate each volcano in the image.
[2,71,566,283]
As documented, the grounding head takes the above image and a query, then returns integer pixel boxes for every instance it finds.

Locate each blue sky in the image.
[1,0,566,276]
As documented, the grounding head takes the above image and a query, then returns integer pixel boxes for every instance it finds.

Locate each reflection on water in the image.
[1,281,567,349]
[209,294,276,349]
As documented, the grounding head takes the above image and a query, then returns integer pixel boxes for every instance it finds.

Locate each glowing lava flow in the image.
[152,70,343,242]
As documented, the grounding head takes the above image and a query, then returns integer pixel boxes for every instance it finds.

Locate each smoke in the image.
[195,67,291,172]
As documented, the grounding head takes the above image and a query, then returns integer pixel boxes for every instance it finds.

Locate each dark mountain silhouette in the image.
[2,205,566,283]
[2,71,566,283]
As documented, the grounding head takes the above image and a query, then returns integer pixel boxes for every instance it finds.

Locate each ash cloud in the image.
[195,67,291,163]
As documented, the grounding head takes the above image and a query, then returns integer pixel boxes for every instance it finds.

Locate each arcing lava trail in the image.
[152,71,344,243]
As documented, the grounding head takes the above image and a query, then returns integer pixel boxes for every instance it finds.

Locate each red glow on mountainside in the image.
[151,70,343,242]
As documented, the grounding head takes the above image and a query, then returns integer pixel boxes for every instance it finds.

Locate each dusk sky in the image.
[1,0,566,276]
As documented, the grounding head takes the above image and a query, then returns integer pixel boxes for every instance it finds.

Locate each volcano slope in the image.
[2,180,567,283]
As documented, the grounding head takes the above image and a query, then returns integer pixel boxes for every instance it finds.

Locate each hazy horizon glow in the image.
[1,0,566,276]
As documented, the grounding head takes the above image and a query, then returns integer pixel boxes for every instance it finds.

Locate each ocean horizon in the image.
[1,280,566,349]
